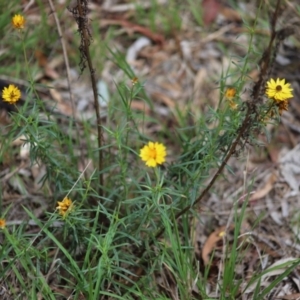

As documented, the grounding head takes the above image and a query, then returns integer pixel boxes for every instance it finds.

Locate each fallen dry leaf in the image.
[126,37,151,62]
[202,225,234,265]
[151,92,176,109]
[280,144,300,191]
[100,19,165,45]
[243,257,298,294]
[276,293,300,299]
[202,0,222,25]
[220,6,241,22]
[250,172,278,202]
[130,101,151,114]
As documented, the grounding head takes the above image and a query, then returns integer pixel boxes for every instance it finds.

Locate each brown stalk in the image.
[70,0,104,200]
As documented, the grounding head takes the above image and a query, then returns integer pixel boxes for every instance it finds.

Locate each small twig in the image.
[47,0,76,119]
[47,0,88,181]
[0,161,29,183]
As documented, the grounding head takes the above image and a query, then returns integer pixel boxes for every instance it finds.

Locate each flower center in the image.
[149,149,157,159]
[10,92,16,99]
[276,85,282,92]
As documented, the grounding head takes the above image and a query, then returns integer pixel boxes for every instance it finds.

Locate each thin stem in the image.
[47,0,87,182]
[76,0,104,200]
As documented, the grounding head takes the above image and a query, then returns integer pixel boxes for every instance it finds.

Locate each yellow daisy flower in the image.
[12,14,25,30]
[0,218,6,229]
[2,84,21,104]
[140,142,166,167]
[56,197,74,218]
[265,78,293,102]
[225,87,236,100]
[225,87,238,110]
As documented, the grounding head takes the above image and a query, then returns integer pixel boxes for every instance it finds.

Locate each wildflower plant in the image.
[1,1,300,300]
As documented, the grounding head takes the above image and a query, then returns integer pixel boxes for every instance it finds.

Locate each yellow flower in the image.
[56,197,74,218]
[225,87,238,110]
[140,142,166,167]
[0,218,6,229]
[225,87,236,100]
[265,78,293,102]
[2,84,21,104]
[12,14,25,30]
